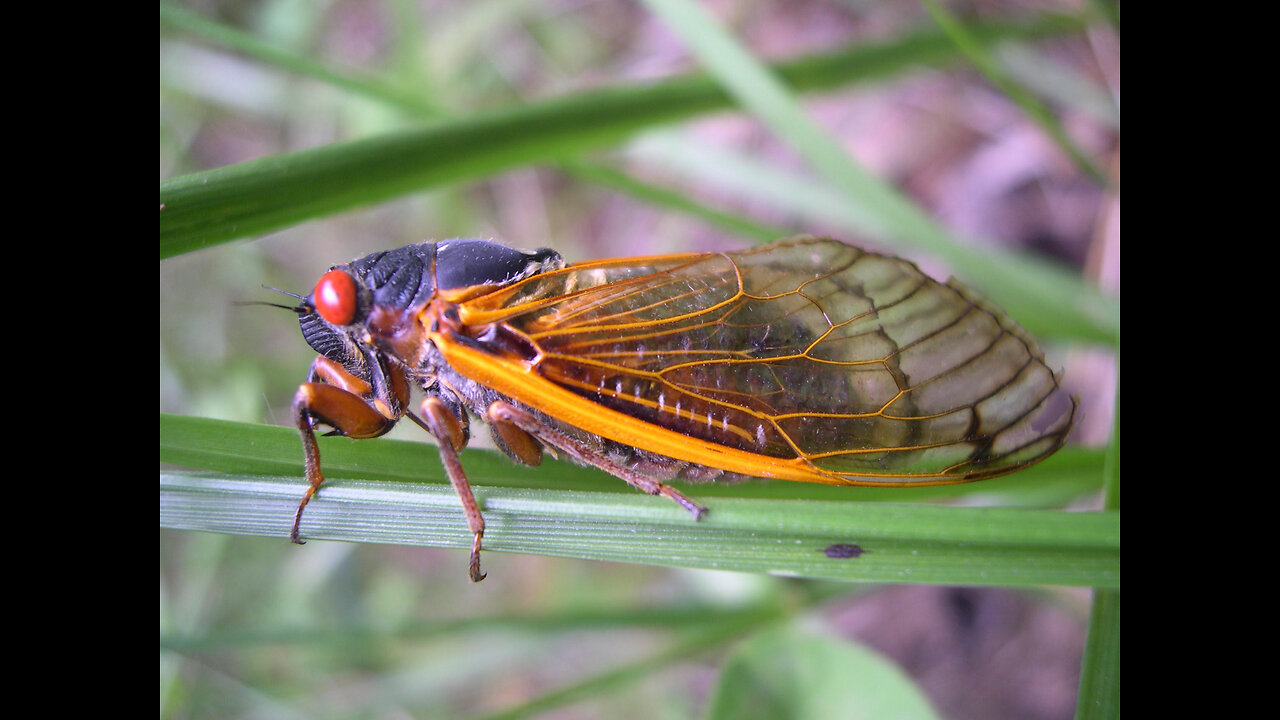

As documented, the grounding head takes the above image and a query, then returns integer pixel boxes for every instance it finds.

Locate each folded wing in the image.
[460,237,1075,484]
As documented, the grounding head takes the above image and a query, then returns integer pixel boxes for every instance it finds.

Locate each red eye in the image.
[314,269,358,325]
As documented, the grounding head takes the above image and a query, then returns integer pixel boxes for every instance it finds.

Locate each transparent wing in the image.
[460,236,1075,484]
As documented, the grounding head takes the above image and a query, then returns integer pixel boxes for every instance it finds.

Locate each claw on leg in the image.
[469,531,486,583]
[290,485,317,545]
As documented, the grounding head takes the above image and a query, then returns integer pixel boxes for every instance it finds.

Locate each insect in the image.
[285,236,1075,581]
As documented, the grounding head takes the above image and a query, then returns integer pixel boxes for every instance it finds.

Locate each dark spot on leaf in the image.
[822,543,865,559]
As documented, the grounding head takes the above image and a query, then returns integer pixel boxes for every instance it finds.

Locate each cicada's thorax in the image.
[417,323,508,417]
[417,300,535,416]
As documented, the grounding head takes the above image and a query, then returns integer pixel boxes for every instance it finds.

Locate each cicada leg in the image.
[292,356,406,544]
[489,416,544,467]
[410,396,488,583]
[486,400,708,520]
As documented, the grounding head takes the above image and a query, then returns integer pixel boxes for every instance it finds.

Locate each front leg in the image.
[292,356,405,544]
[411,396,488,582]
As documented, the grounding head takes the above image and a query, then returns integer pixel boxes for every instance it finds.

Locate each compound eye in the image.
[313,269,358,325]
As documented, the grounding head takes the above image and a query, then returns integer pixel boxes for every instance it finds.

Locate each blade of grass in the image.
[159,11,1089,258]
[645,0,953,248]
[159,3,442,116]
[1076,365,1120,718]
[160,603,789,652]
[160,469,1118,588]
[161,414,1105,505]
[995,44,1120,129]
[1076,589,1120,719]
[161,416,1118,588]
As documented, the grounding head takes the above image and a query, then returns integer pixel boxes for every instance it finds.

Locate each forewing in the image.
[461,237,1074,483]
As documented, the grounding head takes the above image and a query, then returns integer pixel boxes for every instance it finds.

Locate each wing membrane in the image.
[459,237,1074,484]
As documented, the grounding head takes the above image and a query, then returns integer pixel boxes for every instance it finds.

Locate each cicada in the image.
[287,236,1075,581]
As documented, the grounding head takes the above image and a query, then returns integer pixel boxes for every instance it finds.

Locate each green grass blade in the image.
[1076,589,1120,719]
[159,12,1088,258]
[160,603,786,652]
[1077,364,1120,718]
[162,416,1118,588]
[159,3,441,116]
[641,0,938,245]
[995,44,1120,129]
[161,414,1103,505]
